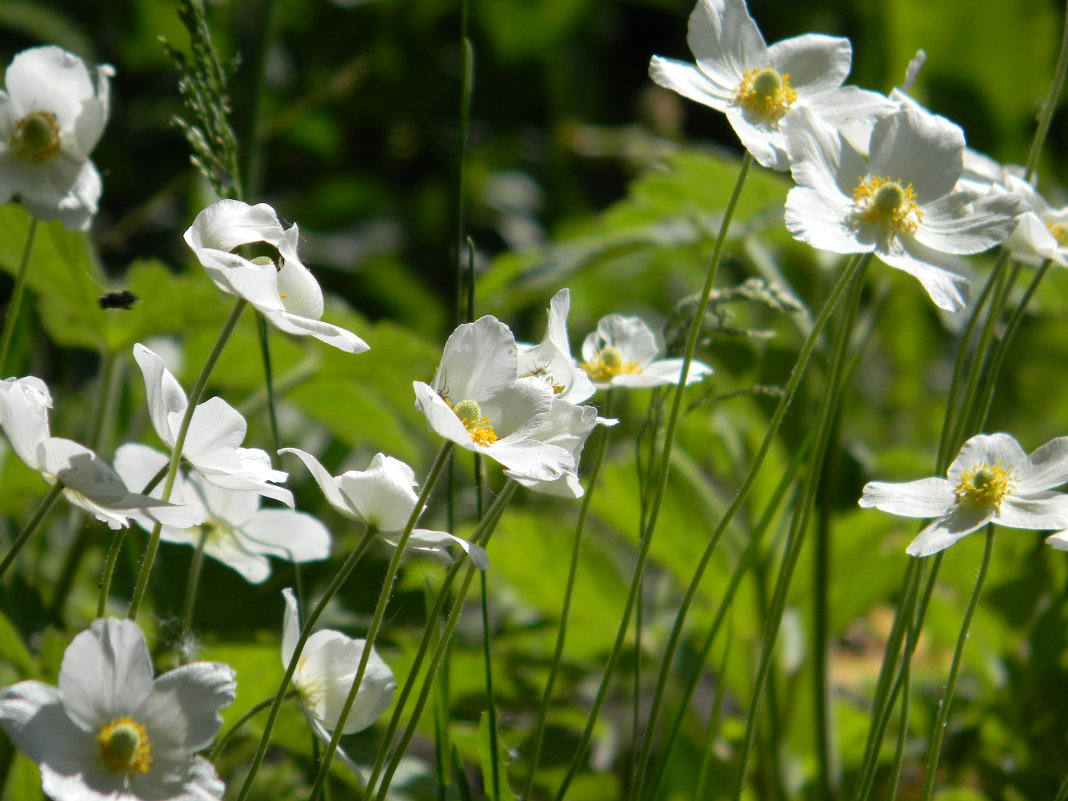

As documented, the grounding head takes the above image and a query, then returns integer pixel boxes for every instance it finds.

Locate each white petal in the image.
[59,619,154,731]
[1018,436,1068,494]
[687,0,767,90]
[869,107,964,204]
[281,588,301,667]
[583,315,659,367]
[141,662,236,754]
[182,396,248,471]
[279,447,361,520]
[648,56,731,112]
[785,107,868,200]
[0,681,92,771]
[1044,530,1068,551]
[996,492,1068,530]
[0,376,52,470]
[784,186,866,255]
[242,509,332,564]
[905,505,994,557]
[858,477,955,517]
[767,34,850,95]
[5,47,96,132]
[387,528,490,570]
[877,239,970,312]
[723,107,788,170]
[947,433,1029,485]
[262,309,369,354]
[335,453,421,533]
[433,316,518,403]
[133,343,188,447]
[915,190,1024,255]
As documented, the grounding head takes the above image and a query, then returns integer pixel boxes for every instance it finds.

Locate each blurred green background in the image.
[3,0,1068,799]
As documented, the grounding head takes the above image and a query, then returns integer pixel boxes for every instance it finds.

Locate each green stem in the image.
[428,578,453,801]
[520,390,616,800]
[480,569,501,800]
[631,252,868,799]
[1023,0,1068,181]
[918,527,995,801]
[0,218,38,376]
[693,627,732,801]
[365,481,518,799]
[304,442,455,801]
[1055,771,1068,801]
[555,150,753,801]
[239,0,281,199]
[729,255,869,801]
[208,694,290,761]
[257,314,282,461]
[453,0,474,326]
[179,527,209,663]
[0,481,65,580]
[127,298,247,620]
[232,523,378,801]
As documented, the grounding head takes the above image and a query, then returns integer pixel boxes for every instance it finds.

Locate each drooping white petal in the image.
[877,240,970,313]
[262,309,369,354]
[648,56,732,112]
[858,477,955,518]
[0,376,53,470]
[133,343,189,447]
[382,528,490,570]
[517,289,596,404]
[915,190,1024,255]
[1018,436,1068,493]
[905,503,995,557]
[58,619,154,732]
[996,493,1068,530]
[279,447,361,520]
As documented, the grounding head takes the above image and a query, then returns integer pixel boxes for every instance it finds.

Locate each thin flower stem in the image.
[975,258,1053,430]
[631,252,868,799]
[365,481,518,799]
[304,442,455,801]
[427,579,452,801]
[239,0,280,200]
[0,218,38,376]
[519,390,616,800]
[693,626,732,801]
[233,523,379,801]
[729,255,869,801]
[97,529,126,618]
[179,527,209,663]
[0,481,65,580]
[646,432,810,799]
[257,314,282,461]
[1024,0,1068,181]
[555,150,753,801]
[479,569,501,800]
[208,694,293,761]
[128,297,247,621]
[919,527,995,801]
[885,607,915,801]
[453,0,474,327]
[1055,771,1068,801]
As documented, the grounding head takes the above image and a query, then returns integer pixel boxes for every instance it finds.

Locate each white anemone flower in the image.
[0,46,113,230]
[0,376,200,531]
[784,106,1025,312]
[133,343,293,507]
[281,588,395,737]
[414,316,576,483]
[504,399,604,499]
[280,448,488,569]
[0,618,235,801]
[1000,175,1068,268]
[115,444,331,584]
[580,314,712,390]
[517,289,596,404]
[648,0,892,171]
[859,433,1068,557]
[183,200,368,353]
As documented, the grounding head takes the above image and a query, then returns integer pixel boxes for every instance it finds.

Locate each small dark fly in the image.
[98,290,139,310]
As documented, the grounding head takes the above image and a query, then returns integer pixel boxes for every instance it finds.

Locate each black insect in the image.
[97,290,138,310]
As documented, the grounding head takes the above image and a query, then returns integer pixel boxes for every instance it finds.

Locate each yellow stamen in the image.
[581,346,642,383]
[97,717,153,775]
[8,110,61,162]
[733,67,798,123]
[953,462,1016,510]
[852,176,923,237]
[1047,221,1068,247]
[451,399,498,447]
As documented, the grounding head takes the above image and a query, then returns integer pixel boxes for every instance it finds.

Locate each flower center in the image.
[582,346,641,383]
[1047,221,1068,247]
[8,110,61,162]
[97,717,153,775]
[953,462,1016,510]
[852,176,923,236]
[734,67,798,123]
[452,399,498,447]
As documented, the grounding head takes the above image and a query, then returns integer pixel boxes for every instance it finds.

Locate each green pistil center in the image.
[9,110,61,162]
[750,68,783,98]
[452,399,498,446]
[873,182,906,216]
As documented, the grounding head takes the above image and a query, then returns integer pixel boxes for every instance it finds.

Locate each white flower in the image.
[784,105,1025,311]
[580,314,712,390]
[0,618,235,801]
[183,200,368,353]
[115,444,331,584]
[517,289,596,404]
[413,316,576,483]
[0,46,113,230]
[859,432,1068,557]
[648,0,892,170]
[958,147,1026,195]
[281,588,394,736]
[503,399,604,499]
[280,448,488,569]
[0,376,200,531]
[133,343,293,507]
[1001,175,1068,267]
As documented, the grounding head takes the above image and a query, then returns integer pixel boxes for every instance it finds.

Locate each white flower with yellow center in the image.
[115,443,331,584]
[648,0,892,170]
[859,433,1068,557]
[0,376,201,531]
[784,106,1025,311]
[999,175,1068,268]
[414,316,577,483]
[280,448,488,569]
[0,618,235,801]
[580,314,712,390]
[133,343,294,507]
[0,46,113,229]
[281,588,395,738]
[184,200,368,353]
